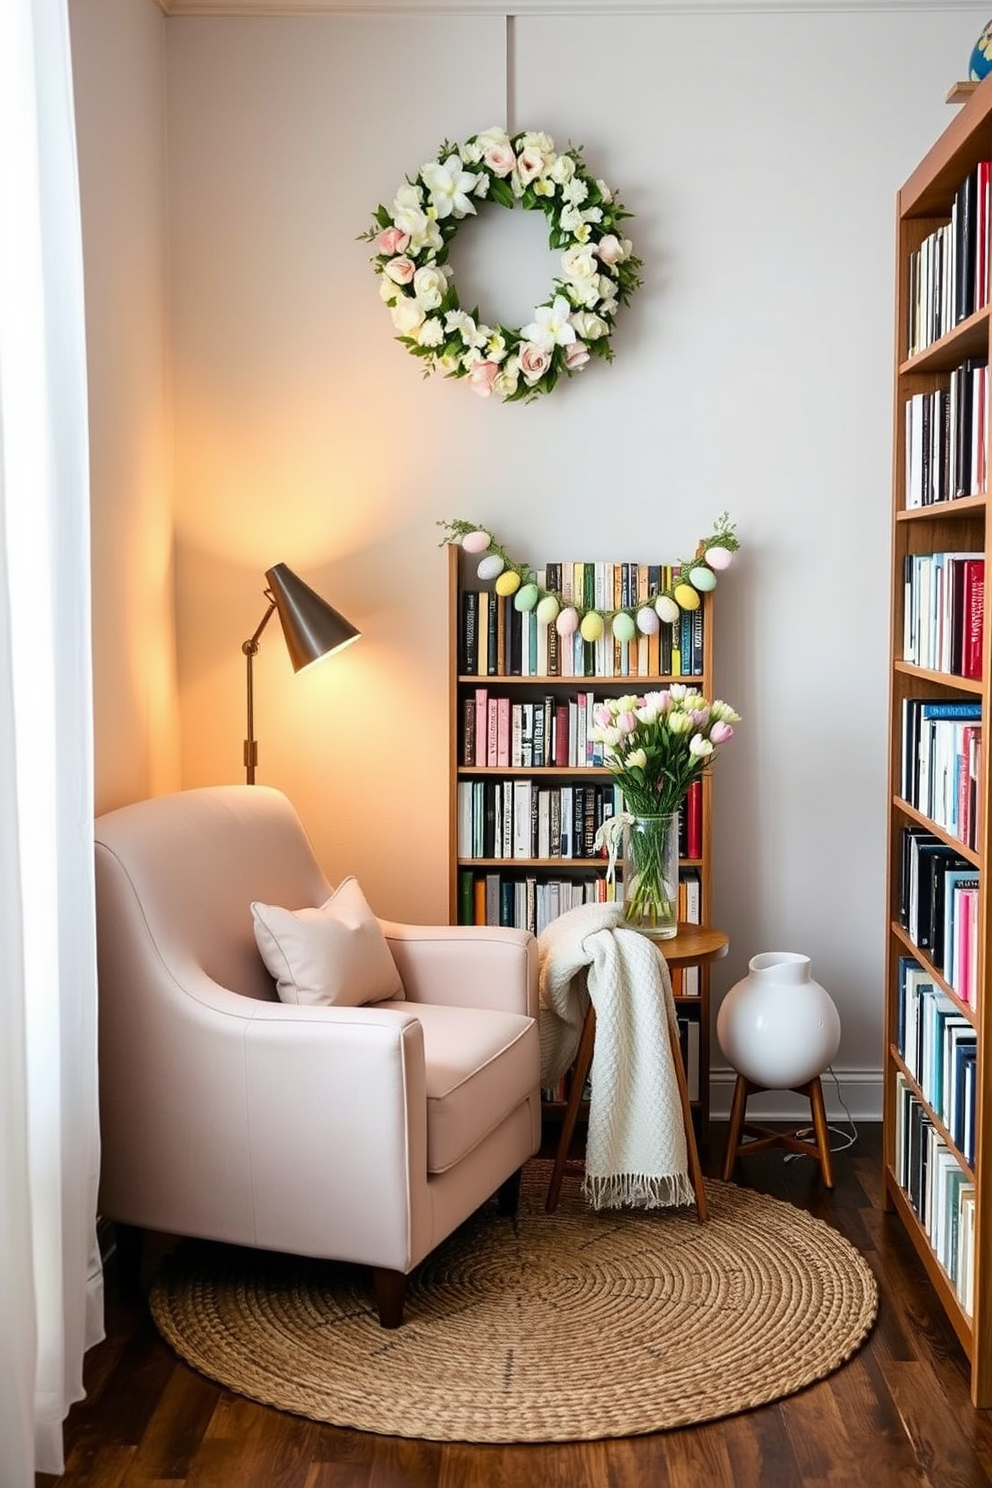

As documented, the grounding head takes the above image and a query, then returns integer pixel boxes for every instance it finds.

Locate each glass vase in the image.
[621,812,679,940]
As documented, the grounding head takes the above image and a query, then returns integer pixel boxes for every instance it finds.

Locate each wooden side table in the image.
[545,925,729,1221]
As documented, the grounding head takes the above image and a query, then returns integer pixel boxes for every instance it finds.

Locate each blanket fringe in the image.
[583,1172,697,1212]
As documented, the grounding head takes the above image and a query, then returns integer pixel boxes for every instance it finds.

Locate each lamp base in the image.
[721,1075,834,1189]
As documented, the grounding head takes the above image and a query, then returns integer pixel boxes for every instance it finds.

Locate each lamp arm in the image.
[242,594,277,785]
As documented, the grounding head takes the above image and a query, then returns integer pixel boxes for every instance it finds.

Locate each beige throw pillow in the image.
[251,877,403,1007]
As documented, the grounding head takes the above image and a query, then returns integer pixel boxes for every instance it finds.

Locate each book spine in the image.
[460,590,479,675]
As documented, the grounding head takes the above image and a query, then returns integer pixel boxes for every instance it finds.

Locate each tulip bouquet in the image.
[590,687,741,934]
[589,687,740,816]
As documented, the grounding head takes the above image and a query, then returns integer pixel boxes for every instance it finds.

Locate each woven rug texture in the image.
[148,1165,878,1442]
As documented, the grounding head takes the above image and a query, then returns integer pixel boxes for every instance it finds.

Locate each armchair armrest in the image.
[379,921,538,1019]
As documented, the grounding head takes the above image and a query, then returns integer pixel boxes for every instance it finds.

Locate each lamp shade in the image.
[264,563,360,672]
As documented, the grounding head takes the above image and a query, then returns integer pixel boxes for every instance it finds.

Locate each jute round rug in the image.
[149,1166,878,1442]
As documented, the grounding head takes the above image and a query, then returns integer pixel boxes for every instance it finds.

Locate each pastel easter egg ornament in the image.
[705,545,734,571]
[612,611,637,644]
[636,606,660,636]
[461,529,492,554]
[495,569,522,597]
[654,594,680,626]
[580,611,605,643]
[514,582,539,612]
[477,553,506,581]
[673,580,701,611]
[688,565,718,592]
[556,606,579,638]
[536,594,560,626]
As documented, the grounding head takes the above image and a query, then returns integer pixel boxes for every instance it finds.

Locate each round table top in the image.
[652,924,729,968]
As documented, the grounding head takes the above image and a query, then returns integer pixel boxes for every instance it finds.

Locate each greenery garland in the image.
[438,514,740,641]
[362,127,642,403]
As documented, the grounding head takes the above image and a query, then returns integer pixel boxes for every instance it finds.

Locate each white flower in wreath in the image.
[549,153,576,185]
[493,354,521,398]
[521,295,576,351]
[413,264,448,310]
[391,298,425,336]
[561,177,589,206]
[410,218,444,255]
[448,311,492,354]
[570,310,609,340]
[560,244,599,289]
[418,316,445,348]
[520,130,555,156]
[486,330,508,362]
[421,155,481,219]
[515,147,546,188]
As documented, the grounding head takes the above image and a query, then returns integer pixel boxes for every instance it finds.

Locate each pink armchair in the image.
[94,785,540,1326]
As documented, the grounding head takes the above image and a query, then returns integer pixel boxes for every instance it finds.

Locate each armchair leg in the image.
[371,1267,407,1328]
[497,1167,522,1216]
[115,1222,145,1304]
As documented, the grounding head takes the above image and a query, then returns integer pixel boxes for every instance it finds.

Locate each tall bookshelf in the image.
[447,542,716,1136]
[883,77,992,1405]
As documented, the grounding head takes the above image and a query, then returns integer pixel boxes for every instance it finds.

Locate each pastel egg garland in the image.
[437,513,740,635]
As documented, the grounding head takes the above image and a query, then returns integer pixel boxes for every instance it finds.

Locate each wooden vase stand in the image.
[722,1074,834,1189]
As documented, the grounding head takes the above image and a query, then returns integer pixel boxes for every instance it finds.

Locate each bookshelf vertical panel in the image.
[885,75,992,1406]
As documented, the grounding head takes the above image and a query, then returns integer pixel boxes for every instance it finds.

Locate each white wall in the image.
[86,1,988,1115]
[69,0,181,813]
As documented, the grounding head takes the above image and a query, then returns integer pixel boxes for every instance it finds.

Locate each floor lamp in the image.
[242,562,360,784]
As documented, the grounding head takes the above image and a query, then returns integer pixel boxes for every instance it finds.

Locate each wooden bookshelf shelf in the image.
[883,79,992,1405]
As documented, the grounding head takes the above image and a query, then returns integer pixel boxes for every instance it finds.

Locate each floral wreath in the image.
[362,127,642,403]
[438,513,740,639]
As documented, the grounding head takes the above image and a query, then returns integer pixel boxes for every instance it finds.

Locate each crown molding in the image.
[155,0,989,15]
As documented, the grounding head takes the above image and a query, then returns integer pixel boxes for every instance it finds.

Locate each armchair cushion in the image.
[380,1000,539,1173]
[251,876,403,1007]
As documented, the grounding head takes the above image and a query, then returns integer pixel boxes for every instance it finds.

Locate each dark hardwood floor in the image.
[37,1121,992,1488]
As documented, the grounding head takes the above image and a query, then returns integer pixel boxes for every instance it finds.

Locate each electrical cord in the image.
[783,1064,859,1162]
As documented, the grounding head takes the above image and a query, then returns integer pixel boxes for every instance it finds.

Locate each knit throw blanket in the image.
[538,901,693,1211]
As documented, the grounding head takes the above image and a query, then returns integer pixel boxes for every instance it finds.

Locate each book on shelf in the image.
[460,590,479,675]
[963,558,985,681]
[677,1016,700,1101]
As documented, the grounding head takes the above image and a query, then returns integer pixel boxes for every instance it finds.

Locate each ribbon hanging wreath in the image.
[362,128,642,403]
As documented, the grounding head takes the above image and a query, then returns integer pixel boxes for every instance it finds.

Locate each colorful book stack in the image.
[894,1070,976,1316]
[907,158,992,355]
[901,697,983,849]
[902,553,984,676]
[459,562,705,683]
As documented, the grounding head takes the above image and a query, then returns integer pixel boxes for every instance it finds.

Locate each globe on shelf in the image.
[969,19,992,81]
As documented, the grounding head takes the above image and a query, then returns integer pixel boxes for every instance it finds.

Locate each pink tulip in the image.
[565,339,590,371]
[467,361,499,397]
[377,226,410,255]
[710,721,735,744]
[616,710,638,734]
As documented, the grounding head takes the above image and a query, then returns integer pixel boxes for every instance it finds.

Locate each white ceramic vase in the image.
[716,951,841,1089]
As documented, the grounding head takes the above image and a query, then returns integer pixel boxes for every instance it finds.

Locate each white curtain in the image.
[0,0,103,1482]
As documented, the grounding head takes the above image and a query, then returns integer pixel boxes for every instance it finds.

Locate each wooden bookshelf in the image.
[447,542,718,1138]
[883,73,992,1404]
